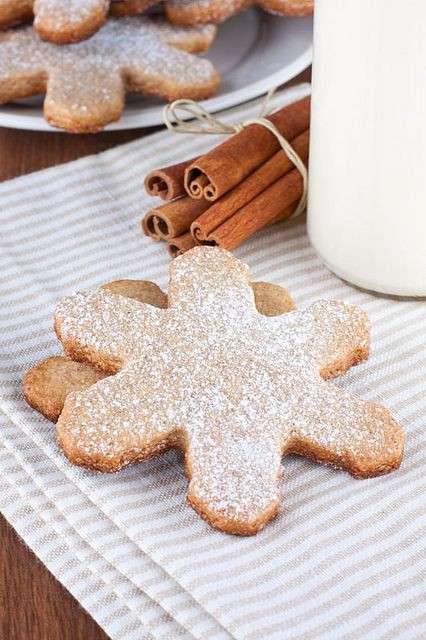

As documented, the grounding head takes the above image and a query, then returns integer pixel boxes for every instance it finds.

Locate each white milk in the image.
[308,0,426,296]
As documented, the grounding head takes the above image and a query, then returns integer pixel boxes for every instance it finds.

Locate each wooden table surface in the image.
[0,69,310,640]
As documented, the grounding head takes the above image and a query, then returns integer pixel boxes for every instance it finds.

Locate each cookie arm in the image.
[186,431,283,535]
[0,32,46,104]
[287,379,405,477]
[33,0,109,44]
[167,247,255,312]
[44,65,125,133]
[57,363,179,472]
[270,300,370,379]
[123,42,219,103]
[150,20,218,53]
[23,356,106,423]
[165,1,249,27]
[55,289,165,373]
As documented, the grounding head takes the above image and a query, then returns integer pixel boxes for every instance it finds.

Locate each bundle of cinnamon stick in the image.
[142,96,310,257]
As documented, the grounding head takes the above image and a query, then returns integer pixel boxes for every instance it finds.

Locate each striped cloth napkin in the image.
[0,84,425,640]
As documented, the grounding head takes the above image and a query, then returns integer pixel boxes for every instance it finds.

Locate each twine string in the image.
[163,90,308,218]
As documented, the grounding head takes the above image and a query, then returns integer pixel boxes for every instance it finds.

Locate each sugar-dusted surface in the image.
[0,0,160,34]
[167,0,250,24]
[55,247,404,534]
[165,0,313,24]
[0,17,218,131]
[0,17,217,83]
[34,0,108,27]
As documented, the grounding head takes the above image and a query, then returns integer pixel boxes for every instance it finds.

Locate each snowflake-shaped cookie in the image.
[54,248,404,535]
[166,0,313,26]
[0,0,159,43]
[0,17,218,132]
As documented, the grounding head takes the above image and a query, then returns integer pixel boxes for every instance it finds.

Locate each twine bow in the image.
[163,90,308,219]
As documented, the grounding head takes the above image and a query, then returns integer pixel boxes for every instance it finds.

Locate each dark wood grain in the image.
[0,514,109,640]
[0,127,152,182]
[0,68,311,640]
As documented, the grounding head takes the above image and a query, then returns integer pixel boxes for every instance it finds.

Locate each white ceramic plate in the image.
[0,9,313,132]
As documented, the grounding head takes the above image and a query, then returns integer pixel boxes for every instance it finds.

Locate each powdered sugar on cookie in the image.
[0,17,219,132]
[0,0,160,43]
[34,0,107,27]
[54,248,404,535]
[166,0,313,25]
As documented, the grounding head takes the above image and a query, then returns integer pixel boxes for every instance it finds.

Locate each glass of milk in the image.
[308,0,426,296]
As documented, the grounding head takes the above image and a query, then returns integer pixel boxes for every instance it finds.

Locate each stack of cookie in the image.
[23,247,404,535]
[0,1,313,133]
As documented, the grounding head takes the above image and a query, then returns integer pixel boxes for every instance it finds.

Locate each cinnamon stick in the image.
[191,129,309,242]
[202,168,303,251]
[147,196,211,241]
[141,212,162,241]
[168,232,198,258]
[188,175,210,199]
[145,157,197,201]
[185,96,310,201]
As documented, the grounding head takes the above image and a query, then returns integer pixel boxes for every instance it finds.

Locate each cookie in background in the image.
[165,0,313,25]
[0,17,219,132]
[0,0,160,43]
